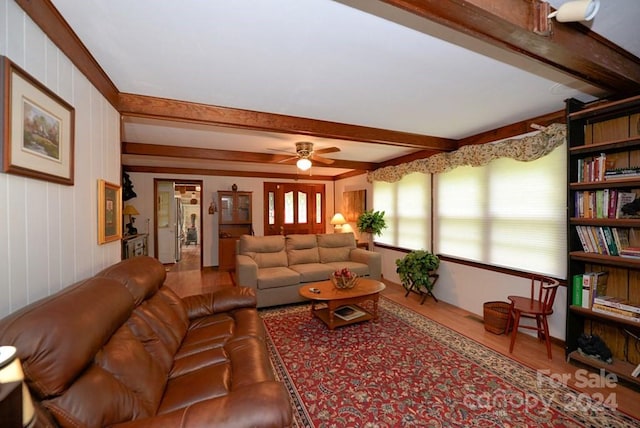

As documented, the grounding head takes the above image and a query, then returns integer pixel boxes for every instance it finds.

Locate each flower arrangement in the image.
[331,267,358,289]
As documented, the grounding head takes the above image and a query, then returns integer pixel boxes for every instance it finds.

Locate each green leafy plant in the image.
[356,210,387,236]
[395,250,440,293]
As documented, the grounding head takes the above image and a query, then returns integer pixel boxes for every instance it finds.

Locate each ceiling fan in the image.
[276,142,340,171]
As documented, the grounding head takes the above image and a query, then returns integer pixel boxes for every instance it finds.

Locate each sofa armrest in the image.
[236,254,258,288]
[111,381,292,428]
[350,248,382,280]
[182,287,257,319]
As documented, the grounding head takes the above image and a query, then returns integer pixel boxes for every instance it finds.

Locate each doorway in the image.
[154,179,203,270]
[264,182,326,235]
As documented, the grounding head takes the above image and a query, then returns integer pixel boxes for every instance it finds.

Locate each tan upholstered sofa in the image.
[236,232,382,307]
[0,256,291,428]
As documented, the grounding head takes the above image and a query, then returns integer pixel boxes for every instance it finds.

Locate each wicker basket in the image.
[483,301,512,335]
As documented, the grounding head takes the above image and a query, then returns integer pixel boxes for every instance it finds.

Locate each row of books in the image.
[577,153,608,183]
[575,226,631,256]
[592,296,640,323]
[576,152,640,183]
[572,271,608,309]
[604,167,640,180]
[573,190,637,219]
[572,271,640,323]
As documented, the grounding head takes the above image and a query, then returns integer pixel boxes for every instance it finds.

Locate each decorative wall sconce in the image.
[208,200,217,215]
[548,0,600,22]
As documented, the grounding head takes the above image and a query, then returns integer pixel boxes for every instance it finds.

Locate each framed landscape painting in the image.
[1,56,75,185]
[98,179,122,244]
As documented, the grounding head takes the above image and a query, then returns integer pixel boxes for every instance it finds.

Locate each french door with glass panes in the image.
[263,183,326,235]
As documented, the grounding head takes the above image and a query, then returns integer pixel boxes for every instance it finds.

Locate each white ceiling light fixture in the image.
[548,0,600,22]
[296,157,312,171]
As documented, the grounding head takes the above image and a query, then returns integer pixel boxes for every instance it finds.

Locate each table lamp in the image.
[330,213,347,233]
[0,346,35,427]
[123,205,140,235]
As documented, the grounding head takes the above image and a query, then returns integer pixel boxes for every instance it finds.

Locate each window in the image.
[435,143,567,278]
[374,172,431,250]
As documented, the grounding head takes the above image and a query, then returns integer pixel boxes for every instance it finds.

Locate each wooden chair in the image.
[505,275,560,359]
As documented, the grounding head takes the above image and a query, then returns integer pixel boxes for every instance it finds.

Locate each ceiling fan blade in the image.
[267,147,297,155]
[311,154,335,165]
[277,155,299,164]
[314,146,340,155]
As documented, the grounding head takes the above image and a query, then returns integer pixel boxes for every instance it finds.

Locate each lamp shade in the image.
[330,213,347,225]
[0,346,35,427]
[296,158,312,171]
[123,205,140,216]
[341,223,354,234]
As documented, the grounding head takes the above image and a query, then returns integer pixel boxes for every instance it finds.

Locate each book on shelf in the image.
[592,304,640,323]
[616,191,640,218]
[333,305,366,321]
[572,274,583,306]
[619,246,640,258]
[580,271,608,309]
[593,296,640,315]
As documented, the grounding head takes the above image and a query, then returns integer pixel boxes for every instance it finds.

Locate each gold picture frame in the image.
[1,56,75,185]
[98,179,122,244]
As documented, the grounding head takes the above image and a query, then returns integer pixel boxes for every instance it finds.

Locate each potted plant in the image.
[395,250,440,301]
[356,210,387,236]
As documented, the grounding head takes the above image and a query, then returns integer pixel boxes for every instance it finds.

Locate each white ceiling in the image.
[49,0,640,177]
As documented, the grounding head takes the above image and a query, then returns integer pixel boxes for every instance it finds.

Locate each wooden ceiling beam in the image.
[123,165,336,181]
[122,142,377,171]
[119,95,457,151]
[376,0,640,93]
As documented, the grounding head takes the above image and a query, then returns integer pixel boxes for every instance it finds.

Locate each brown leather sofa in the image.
[0,256,292,428]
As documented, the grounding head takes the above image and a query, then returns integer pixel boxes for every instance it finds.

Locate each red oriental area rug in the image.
[260,298,639,427]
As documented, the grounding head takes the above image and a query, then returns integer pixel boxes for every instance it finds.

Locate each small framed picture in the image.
[98,179,122,244]
[1,56,75,185]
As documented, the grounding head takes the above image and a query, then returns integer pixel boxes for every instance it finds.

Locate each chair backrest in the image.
[531,275,560,314]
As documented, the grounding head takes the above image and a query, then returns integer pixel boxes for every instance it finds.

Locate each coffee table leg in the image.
[328,301,336,330]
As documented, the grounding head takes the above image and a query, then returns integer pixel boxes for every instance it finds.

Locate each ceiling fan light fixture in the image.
[548,0,600,22]
[296,158,312,171]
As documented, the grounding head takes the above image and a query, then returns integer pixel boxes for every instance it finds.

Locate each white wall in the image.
[377,246,567,341]
[0,0,121,317]
[127,173,337,267]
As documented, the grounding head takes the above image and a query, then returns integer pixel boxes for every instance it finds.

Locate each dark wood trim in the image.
[122,142,376,171]
[377,110,566,168]
[16,0,119,107]
[377,0,640,93]
[457,110,566,147]
[123,165,336,181]
[119,97,457,151]
[375,243,566,286]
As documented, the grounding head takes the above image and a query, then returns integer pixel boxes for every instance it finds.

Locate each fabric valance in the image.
[367,123,566,183]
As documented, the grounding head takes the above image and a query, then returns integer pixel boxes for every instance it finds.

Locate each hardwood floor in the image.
[166,267,640,421]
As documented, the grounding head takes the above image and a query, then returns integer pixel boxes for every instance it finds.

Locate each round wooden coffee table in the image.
[299,278,386,330]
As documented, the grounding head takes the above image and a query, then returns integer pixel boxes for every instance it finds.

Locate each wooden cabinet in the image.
[218,191,253,270]
[566,95,640,386]
[122,234,148,260]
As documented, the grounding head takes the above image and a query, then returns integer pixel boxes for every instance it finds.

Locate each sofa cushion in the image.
[317,233,356,263]
[289,263,334,282]
[257,267,301,289]
[286,234,320,265]
[240,235,288,268]
[0,277,135,398]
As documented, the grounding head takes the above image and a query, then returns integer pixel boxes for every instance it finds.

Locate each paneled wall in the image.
[0,0,121,318]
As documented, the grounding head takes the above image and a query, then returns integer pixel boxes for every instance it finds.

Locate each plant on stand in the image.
[395,250,440,304]
[356,210,387,250]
